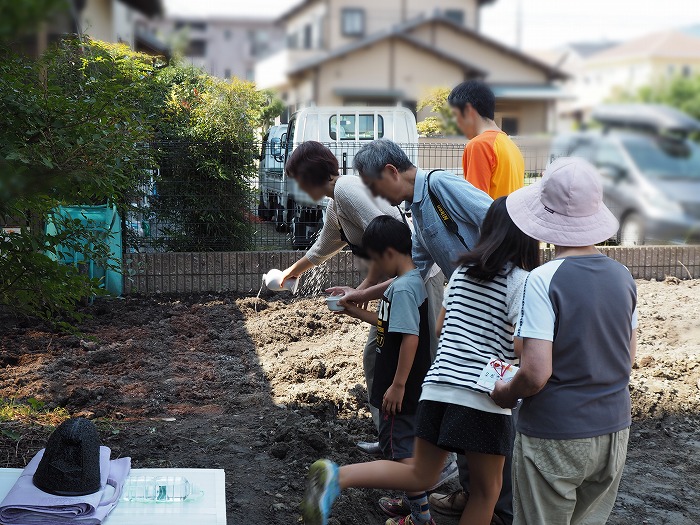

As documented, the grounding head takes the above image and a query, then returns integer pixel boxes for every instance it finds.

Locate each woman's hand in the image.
[280,266,299,285]
[281,257,314,285]
[325,285,356,297]
[490,380,518,409]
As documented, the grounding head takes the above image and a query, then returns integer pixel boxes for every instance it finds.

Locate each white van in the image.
[257,124,287,222]
[260,106,418,248]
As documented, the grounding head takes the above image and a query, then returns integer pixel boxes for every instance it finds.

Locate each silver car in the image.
[550,105,700,245]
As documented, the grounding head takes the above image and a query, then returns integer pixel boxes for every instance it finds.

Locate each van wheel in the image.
[292,209,322,250]
[274,204,287,232]
[618,213,645,246]
[258,192,269,221]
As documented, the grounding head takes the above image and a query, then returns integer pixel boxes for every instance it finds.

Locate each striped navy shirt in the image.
[420,263,529,415]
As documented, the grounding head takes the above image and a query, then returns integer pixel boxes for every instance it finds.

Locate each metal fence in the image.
[125,138,553,253]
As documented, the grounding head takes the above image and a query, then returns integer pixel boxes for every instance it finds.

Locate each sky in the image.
[163,0,700,51]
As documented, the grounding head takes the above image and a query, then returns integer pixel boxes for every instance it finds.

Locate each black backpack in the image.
[33,417,102,496]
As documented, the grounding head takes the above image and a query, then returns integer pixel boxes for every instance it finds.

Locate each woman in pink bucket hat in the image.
[491,157,638,525]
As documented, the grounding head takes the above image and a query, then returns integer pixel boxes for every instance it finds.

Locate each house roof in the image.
[120,0,162,17]
[567,41,618,59]
[289,27,488,77]
[589,30,700,63]
[289,14,566,81]
[278,0,497,23]
[491,85,573,100]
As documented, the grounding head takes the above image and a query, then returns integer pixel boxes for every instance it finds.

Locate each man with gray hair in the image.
[334,139,516,525]
[345,139,491,285]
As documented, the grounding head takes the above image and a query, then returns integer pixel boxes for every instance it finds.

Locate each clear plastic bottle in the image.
[121,476,193,502]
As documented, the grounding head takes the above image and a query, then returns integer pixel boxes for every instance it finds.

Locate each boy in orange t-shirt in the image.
[448,80,524,199]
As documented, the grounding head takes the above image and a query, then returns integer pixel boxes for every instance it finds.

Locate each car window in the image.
[595,142,627,170]
[569,140,597,161]
[622,135,700,179]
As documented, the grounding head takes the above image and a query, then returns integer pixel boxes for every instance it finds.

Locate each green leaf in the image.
[1,429,21,441]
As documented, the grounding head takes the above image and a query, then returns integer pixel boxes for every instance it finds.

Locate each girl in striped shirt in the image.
[301,197,539,525]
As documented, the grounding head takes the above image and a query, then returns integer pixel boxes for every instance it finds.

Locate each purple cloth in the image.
[0,446,131,525]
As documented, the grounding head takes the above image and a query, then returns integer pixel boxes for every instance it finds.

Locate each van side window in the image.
[329,115,356,140]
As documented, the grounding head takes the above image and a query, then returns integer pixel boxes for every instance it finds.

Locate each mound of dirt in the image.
[1,280,699,524]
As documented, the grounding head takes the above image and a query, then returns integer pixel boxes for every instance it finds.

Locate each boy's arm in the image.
[382,334,418,415]
[332,279,392,307]
[339,302,378,326]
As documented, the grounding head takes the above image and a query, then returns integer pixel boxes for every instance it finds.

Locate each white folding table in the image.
[0,468,226,525]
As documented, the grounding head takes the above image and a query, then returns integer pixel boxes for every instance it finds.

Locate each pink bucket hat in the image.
[506,157,619,247]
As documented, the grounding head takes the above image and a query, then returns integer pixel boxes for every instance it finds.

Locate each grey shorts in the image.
[375,406,416,460]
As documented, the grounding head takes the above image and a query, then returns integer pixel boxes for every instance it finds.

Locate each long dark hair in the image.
[460,196,539,280]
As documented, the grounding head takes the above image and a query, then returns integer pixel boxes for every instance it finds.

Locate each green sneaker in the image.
[301,459,341,525]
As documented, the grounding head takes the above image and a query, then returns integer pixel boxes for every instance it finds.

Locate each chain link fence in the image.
[124,138,553,253]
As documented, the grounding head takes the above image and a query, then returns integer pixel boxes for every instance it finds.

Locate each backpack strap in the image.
[426,169,470,251]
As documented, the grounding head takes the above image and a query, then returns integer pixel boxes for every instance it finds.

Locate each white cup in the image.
[263,269,299,293]
[325,294,345,311]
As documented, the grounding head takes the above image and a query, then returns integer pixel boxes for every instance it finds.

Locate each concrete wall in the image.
[124,246,700,295]
[124,251,364,295]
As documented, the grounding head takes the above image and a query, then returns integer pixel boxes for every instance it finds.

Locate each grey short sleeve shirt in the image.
[516,254,638,440]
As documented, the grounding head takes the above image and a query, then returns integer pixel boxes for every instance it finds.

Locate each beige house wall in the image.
[393,41,466,100]
[408,24,550,84]
[492,99,548,136]
[300,39,466,106]
[285,38,556,133]
[323,0,480,50]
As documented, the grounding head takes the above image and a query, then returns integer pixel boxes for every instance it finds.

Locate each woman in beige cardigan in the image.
[279,142,446,461]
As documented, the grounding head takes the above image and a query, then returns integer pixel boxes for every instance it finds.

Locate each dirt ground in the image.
[1,279,699,525]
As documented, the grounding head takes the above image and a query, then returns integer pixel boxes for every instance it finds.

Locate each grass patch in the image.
[0,398,70,430]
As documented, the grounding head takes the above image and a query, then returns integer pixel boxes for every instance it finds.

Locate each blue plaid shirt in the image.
[411,168,493,280]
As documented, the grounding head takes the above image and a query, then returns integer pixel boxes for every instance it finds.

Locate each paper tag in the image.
[476,359,519,391]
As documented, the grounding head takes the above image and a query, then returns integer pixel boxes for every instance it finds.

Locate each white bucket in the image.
[263,269,299,293]
[325,294,345,311]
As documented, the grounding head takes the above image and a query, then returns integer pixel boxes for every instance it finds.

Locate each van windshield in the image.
[622,135,700,179]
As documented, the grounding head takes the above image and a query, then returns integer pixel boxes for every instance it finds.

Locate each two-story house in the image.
[145,17,286,81]
[256,0,568,134]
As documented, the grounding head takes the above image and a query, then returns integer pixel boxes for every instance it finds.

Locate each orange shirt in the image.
[462,130,525,199]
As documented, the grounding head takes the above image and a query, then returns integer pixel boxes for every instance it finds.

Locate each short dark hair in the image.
[459,197,539,280]
[362,216,412,257]
[285,141,339,186]
[448,80,496,120]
